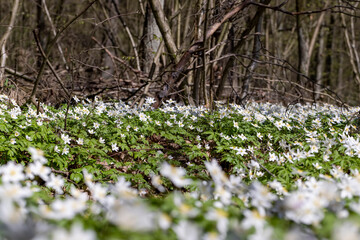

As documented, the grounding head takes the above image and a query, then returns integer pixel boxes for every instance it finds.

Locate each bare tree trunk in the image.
[240,11,263,102]
[315,25,326,101]
[295,0,309,83]
[42,0,68,67]
[215,0,271,100]
[142,0,163,73]
[308,0,329,60]
[192,0,203,105]
[111,0,141,71]
[36,0,46,68]
[148,0,178,61]
[0,0,20,88]
[341,12,360,84]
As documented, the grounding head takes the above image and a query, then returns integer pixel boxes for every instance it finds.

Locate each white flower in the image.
[46,174,64,194]
[239,134,247,141]
[338,178,360,199]
[48,199,78,220]
[83,169,94,187]
[77,138,84,145]
[248,227,273,240]
[73,96,80,103]
[89,183,108,203]
[249,181,277,214]
[10,138,16,144]
[54,145,60,153]
[206,208,229,234]
[99,137,105,144]
[274,120,284,130]
[139,113,147,122]
[28,147,47,163]
[0,199,27,225]
[333,221,360,240]
[236,147,247,156]
[61,134,71,144]
[205,160,228,186]
[145,97,155,105]
[160,162,192,188]
[62,146,69,155]
[51,224,96,240]
[268,152,277,162]
[214,185,232,205]
[0,182,32,201]
[158,213,172,230]
[93,122,100,129]
[112,177,138,199]
[312,162,322,170]
[111,143,119,152]
[309,144,319,153]
[0,161,25,183]
[173,221,201,240]
[107,202,155,231]
[151,174,165,192]
[29,161,51,181]
[241,210,266,230]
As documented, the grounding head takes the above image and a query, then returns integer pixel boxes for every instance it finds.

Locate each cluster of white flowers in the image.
[2,95,360,239]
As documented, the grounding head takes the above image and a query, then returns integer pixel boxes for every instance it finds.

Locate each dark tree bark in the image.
[240,10,264,102]
[295,0,309,83]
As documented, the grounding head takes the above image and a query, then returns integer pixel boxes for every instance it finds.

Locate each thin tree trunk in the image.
[142,0,163,73]
[215,0,271,99]
[315,25,326,101]
[42,0,68,67]
[295,0,309,83]
[308,0,329,61]
[111,0,141,71]
[36,0,45,68]
[148,0,178,61]
[240,11,263,102]
[0,0,20,88]
[341,13,360,84]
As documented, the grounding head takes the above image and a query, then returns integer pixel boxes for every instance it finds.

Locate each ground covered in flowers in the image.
[2,94,360,239]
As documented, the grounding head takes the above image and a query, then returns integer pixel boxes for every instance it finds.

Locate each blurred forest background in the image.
[0,0,360,108]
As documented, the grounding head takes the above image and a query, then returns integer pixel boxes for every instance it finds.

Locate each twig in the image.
[91,36,144,75]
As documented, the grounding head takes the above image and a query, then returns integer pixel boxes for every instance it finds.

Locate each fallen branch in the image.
[4,68,35,83]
